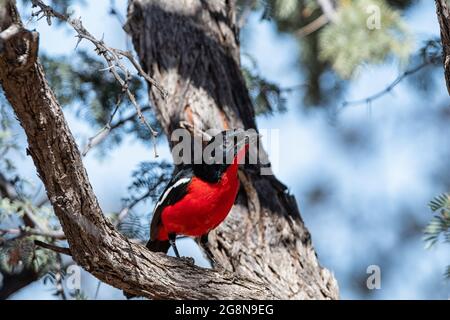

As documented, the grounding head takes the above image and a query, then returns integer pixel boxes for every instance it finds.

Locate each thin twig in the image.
[116,175,167,225]
[82,92,123,157]
[30,0,164,157]
[94,280,102,300]
[34,240,72,256]
[31,0,167,97]
[0,227,65,240]
[341,58,438,108]
[110,106,151,131]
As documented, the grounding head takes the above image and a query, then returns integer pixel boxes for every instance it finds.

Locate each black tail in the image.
[146,239,170,254]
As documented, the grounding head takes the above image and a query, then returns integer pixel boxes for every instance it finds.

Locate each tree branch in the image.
[0,227,65,240]
[435,0,450,95]
[341,58,438,108]
[0,0,276,300]
[30,0,162,157]
[34,240,71,256]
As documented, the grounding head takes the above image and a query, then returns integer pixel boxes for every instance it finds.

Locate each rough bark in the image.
[0,0,277,299]
[126,0,338,299]
[435,0,450,95]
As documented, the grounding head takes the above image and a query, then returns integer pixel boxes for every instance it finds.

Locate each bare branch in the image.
[82,93,123,157]
[30,0,167,98]
[34,240,72,256]
[0,172,66,240]
[0,227,65,240]
[341,58,438,108]
[83,105,152,157]
[30,0,162,157]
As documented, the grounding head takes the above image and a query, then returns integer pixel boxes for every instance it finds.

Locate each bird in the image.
[145,129,258,258]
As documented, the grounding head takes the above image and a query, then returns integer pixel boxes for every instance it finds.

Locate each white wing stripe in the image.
[153,177,191,214]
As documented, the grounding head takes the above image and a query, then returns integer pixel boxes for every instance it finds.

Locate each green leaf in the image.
[428,193,450,212]
[423,215,449,249]
[319,0,413,78]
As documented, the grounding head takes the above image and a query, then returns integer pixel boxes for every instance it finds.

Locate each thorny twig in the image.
[116,174,169,225]
[82,92,123,157]
[83,105,154,157]
[341,57,439,109]
[30,0,165,157]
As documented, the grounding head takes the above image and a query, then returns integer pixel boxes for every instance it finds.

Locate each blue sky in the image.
[7,0,450,299]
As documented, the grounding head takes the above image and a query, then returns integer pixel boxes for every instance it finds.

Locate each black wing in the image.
[149,166,194,240]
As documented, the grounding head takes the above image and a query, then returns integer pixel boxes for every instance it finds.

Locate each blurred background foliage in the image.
[0,0,448,299]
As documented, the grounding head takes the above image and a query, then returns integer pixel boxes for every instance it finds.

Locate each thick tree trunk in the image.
[126,0,338,299]
[435,0,450,95]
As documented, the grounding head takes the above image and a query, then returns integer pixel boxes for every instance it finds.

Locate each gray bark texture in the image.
[0,0,339,299]
[435,0,450,95]
[125,0,338,299]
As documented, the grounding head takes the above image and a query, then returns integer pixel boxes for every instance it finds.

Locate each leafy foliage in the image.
[0,239,35,275]
[117,211,149,241]
[319,0,412,78]
[0,99,22,178]
[41,52,161,152]
[242,65,287,116]
[43,264,87,299]
[0,198,26,220]
[238,0,419,106]
[124,161,173,206]
[424,193,450,278]
[41,52,145,123]
[118,161,173,241]
[0,238,56,278]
